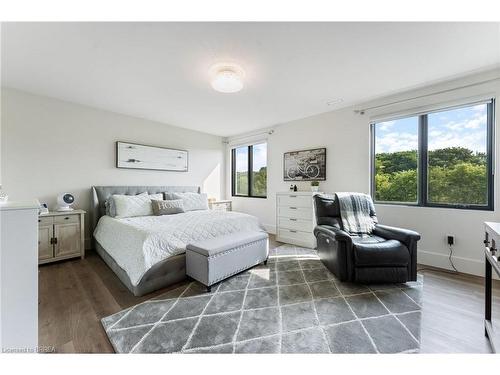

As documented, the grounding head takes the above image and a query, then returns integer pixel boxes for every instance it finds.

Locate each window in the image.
[371,100,494,210]
[231,142,267,198]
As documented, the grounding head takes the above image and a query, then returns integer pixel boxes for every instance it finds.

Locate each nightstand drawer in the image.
[209,201,232,211]
[54,214,80,224]
[38,216,54,226]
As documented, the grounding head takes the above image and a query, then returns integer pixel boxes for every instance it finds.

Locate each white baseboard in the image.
[418,249,487,277]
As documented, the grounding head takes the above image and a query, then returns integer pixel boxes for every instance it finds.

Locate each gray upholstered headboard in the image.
[90,185,201,233]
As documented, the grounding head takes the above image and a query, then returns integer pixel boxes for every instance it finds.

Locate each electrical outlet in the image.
[447,235,455,246]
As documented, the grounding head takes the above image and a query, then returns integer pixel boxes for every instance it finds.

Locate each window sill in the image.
[374,202,494,212]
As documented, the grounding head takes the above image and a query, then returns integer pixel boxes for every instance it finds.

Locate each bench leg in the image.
[206,285,211,293]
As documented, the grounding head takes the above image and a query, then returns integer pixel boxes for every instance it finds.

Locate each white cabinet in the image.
[0,201,39,351]
[38,210,85,264]
[276,192,319,248]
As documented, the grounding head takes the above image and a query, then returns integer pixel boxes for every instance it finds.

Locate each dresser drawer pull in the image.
[289,195,297,198]
[289,206,297,209]
[289,230,297,233]
[289,218,297,221]
[64,217,70,220]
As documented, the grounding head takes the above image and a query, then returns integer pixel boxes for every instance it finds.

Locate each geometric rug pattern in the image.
[101,244,423,353]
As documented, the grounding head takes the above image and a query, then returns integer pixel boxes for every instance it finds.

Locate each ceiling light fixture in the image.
[209,63,245,93]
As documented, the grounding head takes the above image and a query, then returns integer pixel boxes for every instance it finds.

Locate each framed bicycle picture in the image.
[283,147,326,181]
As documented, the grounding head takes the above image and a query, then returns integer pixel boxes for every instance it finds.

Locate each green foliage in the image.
[235,167,267,197]
[252,167,267,196]
[428,163,487,205]
[375,147,487,205]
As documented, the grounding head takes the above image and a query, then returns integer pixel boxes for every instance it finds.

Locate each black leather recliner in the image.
[313,194,421,283]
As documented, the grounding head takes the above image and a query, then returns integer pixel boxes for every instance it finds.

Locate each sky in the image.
[375,104,487,154]
[235,142,267,172]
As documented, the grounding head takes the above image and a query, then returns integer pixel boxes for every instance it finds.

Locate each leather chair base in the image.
[355,266,408,284]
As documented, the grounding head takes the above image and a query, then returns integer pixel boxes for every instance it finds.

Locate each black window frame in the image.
[231,143,267,198]
[371,100,495,211]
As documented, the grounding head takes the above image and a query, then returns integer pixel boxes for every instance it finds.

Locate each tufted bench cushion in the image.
[186,231,269,291]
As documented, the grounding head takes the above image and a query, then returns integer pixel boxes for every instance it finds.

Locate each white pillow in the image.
[165,192,208,211]
[113,192,153,218]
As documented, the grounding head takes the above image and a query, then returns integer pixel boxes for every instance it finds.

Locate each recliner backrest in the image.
[314,193,378,231]
[313,194,342,228]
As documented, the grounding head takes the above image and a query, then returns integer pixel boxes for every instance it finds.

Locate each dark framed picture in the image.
[116,141,188,172]
[283,147,326,181]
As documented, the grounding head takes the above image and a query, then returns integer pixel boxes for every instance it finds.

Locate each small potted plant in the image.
[310,181,320,192]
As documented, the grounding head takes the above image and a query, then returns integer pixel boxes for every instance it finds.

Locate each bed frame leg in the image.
[264,259,268,265]
[206,285,211,293]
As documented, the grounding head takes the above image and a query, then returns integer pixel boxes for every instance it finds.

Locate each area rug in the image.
[101,244,423,353]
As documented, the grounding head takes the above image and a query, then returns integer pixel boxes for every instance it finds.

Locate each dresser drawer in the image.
[54,214,80,224]
[278,194,313,208]
[38,216,53,226]
[278,206,312,220]
[277,228,315,245]
[278,217,313,232]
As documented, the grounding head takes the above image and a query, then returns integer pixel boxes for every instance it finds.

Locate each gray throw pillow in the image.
[105,198,117,217]
[152,199,185,215]
[164,192,208,211]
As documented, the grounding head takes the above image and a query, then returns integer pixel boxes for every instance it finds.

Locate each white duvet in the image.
[93,210,263,286]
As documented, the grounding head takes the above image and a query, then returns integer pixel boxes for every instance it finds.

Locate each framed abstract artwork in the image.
[283,147,326,181]
[116,141,188,172]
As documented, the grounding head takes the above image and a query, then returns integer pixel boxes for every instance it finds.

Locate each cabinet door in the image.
[54,223,81,257]
[38,225,53,261]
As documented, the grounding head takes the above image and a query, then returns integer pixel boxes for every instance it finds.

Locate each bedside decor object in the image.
[38,210,86,264]
[311,181,320,192]
[116,141,188,172]
[284,147,326,181]
[39,202,49,215]
[276,191,320,248]
[208,200,232,212]
[57,193,75,211]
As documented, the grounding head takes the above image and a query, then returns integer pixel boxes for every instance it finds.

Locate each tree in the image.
[375,147,487,204]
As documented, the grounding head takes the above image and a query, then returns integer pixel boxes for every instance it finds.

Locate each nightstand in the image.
[38,210,86,264]
[208,200,232,212]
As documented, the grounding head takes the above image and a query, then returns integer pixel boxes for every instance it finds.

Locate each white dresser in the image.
[276,192,319,248]
[0,201,39,352]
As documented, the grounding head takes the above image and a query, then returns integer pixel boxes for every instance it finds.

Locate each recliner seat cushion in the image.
[352,236,409,267]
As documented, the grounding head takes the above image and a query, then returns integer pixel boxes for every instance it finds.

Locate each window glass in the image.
[234,146,248,196]
[251,143,267,197]
[374,117,419,203]
[427,104,488,206]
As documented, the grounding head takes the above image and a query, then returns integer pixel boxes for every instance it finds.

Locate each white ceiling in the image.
[2,22,500,137]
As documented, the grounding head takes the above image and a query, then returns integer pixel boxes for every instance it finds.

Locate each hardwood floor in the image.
[38,235,498,353]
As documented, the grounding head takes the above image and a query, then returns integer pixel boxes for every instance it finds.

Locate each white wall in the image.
[1,88,225,246]
[227,69,500,277]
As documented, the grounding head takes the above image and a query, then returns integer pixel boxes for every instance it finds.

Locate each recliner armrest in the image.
[373,224,421,247]
[314,225,352,245]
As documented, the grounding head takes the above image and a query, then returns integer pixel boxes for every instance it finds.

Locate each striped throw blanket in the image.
[335,192,378,237]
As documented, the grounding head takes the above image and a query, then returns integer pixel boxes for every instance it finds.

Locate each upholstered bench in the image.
[186,231,269,292]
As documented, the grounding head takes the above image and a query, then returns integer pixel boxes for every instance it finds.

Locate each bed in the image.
[91,186,263,296]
